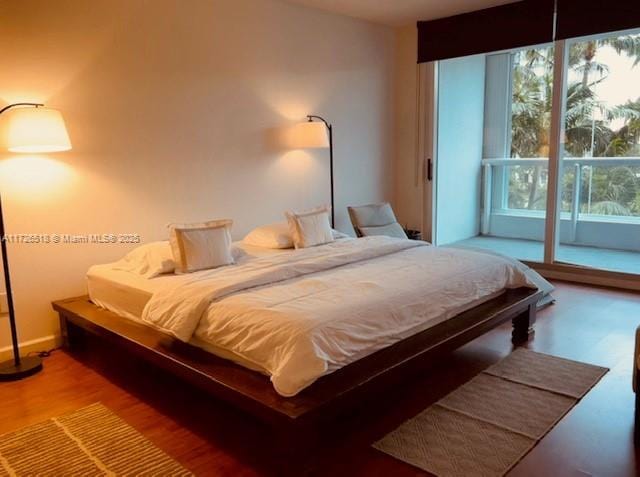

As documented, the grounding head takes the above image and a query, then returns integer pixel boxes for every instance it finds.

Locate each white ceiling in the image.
[284,0,519,27]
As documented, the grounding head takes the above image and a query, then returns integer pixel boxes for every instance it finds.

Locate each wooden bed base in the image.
[52,288,541,434]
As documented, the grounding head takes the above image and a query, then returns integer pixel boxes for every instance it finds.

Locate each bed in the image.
[53,236,544,433]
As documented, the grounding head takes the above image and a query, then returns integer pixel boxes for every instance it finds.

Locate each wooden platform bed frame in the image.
[52,287,541,437]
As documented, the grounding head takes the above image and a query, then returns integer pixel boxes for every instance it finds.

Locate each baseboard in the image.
[0,334,61,362]
[525,261,640,292]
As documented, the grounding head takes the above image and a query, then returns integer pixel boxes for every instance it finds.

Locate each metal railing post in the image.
[481,164,493,235]
[570,163,582,242]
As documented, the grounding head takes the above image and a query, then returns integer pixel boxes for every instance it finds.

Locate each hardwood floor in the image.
[1,281,638,476]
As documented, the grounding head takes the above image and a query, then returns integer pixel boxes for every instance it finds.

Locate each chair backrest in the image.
[347,202,407,239]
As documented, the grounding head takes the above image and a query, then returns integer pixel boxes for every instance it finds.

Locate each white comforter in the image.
[142,237,537,396]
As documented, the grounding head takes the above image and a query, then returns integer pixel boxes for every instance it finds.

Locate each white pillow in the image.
[169,219,234,274]
[285,205,334,249]
[114,241,176,278]
[243,222,293,249]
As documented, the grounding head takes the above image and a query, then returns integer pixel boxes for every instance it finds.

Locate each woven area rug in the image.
[0,403,191,476]
[374,348,608,477]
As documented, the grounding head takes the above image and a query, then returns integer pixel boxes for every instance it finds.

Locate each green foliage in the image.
[632,193,640,214]
[508,166,548,211]
[590,201,631,216]
[511,47,553,158]
[509,33,640,216]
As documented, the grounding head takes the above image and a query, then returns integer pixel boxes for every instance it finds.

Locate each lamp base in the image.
[0,356,43,381]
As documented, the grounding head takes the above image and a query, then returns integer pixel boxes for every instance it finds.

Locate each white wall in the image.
[393,25,423,230]
[490,213,640,252]
[435,55,485,245]
[0,0,395,351]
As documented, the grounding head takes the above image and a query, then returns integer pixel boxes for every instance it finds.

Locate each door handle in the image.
[426,158,433,182]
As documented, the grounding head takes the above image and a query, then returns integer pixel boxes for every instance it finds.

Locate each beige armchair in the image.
[347,202,407,239]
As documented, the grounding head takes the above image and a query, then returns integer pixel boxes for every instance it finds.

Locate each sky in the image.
[592,45,640,107]
[568,39,640,129]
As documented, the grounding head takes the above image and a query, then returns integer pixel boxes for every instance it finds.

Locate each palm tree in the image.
[509,35,640,215]
[510,48,554,209]
[511,35,640,158]
[607,99,640,156]
[570,35,640,88]
[563,81,611,157]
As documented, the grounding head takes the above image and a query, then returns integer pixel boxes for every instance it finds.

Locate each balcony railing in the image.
[481,157,640,240]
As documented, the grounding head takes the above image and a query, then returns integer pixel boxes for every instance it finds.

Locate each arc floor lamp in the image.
[291,115,334,227]
[0,103,71,380]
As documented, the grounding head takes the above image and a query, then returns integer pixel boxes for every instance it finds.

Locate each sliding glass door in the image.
[483,44,555,262]
[555,30,640,273]
[433,44,554,264]
[428,27,640,277]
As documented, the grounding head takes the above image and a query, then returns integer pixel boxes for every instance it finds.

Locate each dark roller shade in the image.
[556,0,640,40]
[417,0,555,63]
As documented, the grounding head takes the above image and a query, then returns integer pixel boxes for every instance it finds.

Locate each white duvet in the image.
[142,236,537,396]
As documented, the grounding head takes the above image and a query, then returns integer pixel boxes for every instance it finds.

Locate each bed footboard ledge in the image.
[52,287,542,429]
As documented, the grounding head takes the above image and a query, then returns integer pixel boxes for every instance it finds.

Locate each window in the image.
[562,33,640,218]
[554,31,640,270]
[472,29,640,272]
[506,46,554,212]
[497,34,640,217]
[429,7,640,274]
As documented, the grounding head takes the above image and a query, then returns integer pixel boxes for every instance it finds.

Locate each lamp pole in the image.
[0,103,43,115]
[0,103,46,380]
[306,115,334,228]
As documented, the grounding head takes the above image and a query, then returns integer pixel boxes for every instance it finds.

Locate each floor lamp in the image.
[291,116,334,227]
[0,103,72,381]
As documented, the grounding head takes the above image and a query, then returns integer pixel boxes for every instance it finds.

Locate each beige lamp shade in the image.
[3,107,72,153]
[288,121,329,149]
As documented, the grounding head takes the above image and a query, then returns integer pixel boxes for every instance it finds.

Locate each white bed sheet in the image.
[87,264,171,321]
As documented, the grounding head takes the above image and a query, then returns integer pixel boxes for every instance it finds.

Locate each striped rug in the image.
[374,349,608,477]
[0,403,191,476]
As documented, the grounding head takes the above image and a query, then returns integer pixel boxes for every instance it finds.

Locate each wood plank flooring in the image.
[0,281,638,476]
